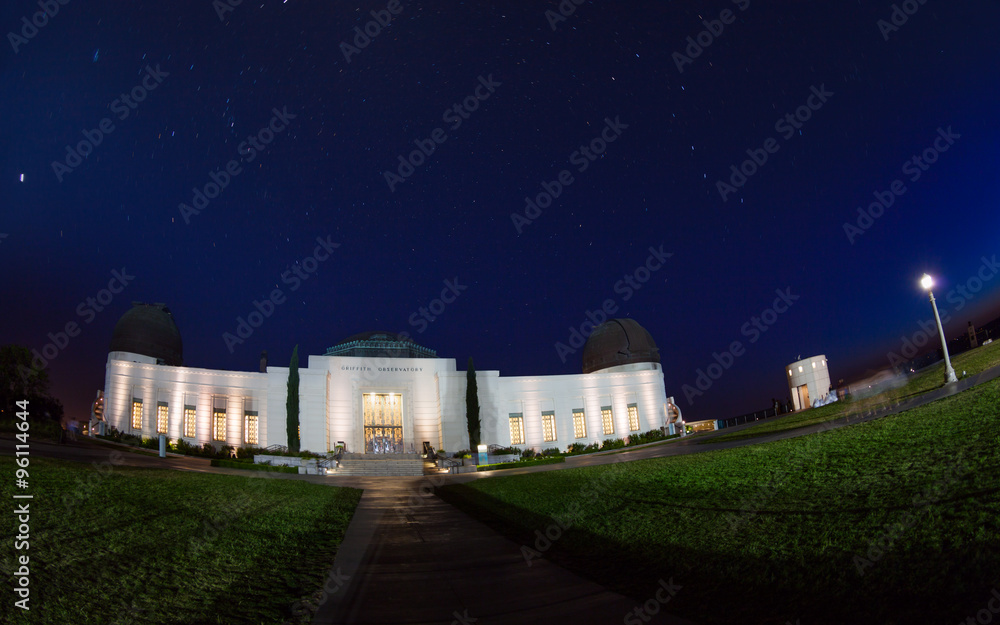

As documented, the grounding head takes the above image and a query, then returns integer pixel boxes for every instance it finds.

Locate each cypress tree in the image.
[466,357,481,450]
[286,344,300,453]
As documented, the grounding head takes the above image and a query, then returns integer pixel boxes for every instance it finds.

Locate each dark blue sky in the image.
[3,0,999,422]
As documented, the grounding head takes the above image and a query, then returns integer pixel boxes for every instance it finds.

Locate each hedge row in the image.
[209,459,301,473]
[477,457,565,472]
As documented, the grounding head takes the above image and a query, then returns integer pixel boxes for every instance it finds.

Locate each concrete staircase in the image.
[330,453,425,476]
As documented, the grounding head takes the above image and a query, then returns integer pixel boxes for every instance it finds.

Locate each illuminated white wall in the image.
[104,352,268,448]
[786,355,831,410]
[310,354,453,454]
[105,351,675,455]
[492,363,669,451]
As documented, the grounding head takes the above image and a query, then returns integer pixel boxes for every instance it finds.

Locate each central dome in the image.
[582,319,660,373]
[325,331,436,358]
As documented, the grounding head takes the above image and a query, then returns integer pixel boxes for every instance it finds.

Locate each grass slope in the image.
[708,340,1000,444]
[438,377,1000,625]
[1,459,361,625]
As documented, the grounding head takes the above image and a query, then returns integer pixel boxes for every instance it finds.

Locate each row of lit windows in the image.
[788,359,828,376]
[130,400,258,445]
[509,404,641,445]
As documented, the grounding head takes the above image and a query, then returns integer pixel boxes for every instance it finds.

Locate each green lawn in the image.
[1,459,361,625]
[438,377,1000,625]
[706,339,1000,444]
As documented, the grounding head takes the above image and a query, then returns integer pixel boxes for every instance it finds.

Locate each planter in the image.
[478,453,519,465]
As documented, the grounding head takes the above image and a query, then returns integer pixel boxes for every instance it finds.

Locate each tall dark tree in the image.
[0,345,64,422]
[286,344,300,453]
[466,357,480,450]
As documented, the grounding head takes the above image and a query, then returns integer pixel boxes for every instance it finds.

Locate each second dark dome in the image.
[109,303,184,366]
[582,319,660,373]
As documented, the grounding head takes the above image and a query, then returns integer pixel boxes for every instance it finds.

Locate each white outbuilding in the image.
[786,355,831,410]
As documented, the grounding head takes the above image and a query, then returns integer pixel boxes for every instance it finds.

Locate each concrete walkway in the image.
[313,476,694,625]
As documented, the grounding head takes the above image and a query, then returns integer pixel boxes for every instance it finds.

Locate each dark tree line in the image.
[0,345,65,422]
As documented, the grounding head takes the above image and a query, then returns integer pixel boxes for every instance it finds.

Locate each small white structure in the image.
[786,355,831,411]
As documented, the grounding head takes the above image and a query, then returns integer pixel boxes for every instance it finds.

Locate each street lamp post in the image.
[920,273,958,384]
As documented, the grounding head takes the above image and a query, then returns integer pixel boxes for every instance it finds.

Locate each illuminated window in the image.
[183,406,196,438]
[601,406,614,435]
[812,362,817,369]
[627,404,640,431]
[509,414,525,445]
[213,409,227,441]
[131,400,142,430]
[245,412,259,445]
[788,369,792,377]
[798,366,803,373]
[156,403,168,434]
[541,411,556,442]
[572,410,586,439]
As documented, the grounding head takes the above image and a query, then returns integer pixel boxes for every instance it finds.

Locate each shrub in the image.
[566,443,586,454]
[236,446,255,460]
[1,418,65,441]
[173,439,196,455]
[453,449,471,458]
[255,448,322,458]
[210,459,299,473]
[627,429,668,446]
[541,447,561,457]
[491,446,519,455]
[600,438,625,450]
[477,457,565,471]
[584,442,600,452]
[520,448,536,459]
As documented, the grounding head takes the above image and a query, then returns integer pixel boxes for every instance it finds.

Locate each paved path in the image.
[313,476,693,625]
[5,364,998,625]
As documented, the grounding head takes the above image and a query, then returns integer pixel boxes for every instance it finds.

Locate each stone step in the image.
[330,457,426,476]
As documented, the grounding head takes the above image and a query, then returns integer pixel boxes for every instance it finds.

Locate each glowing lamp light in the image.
[917,272,957,384]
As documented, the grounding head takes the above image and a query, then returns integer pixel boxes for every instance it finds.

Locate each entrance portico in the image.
[362,392,404,454]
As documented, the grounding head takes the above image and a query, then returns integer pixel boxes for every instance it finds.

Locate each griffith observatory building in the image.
[102,303,684,455]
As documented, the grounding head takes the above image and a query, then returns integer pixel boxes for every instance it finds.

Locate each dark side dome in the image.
[109,302,184,366]
[582,319,660,373]
[325,331,436,358]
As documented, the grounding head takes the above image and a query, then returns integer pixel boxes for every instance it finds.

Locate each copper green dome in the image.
[325,331,436,358]
[109,303,183,366]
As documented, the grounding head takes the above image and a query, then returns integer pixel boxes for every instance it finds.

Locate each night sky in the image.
[3,0,999,423]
